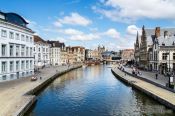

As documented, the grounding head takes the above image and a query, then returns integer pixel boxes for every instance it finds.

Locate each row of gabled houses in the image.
[85,45,105,61]
[134,26,175,74]
[34,35,85,67]
[0,11,85,82]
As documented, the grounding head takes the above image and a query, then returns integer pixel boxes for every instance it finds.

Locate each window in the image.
[21,46,25,57]
[162,53,167,60]
[22,72,25,76]
[1,44,6,56]
[30,47,32,57]
[155,51,158,60]
[38,53,41,61]
[9,32,14,39]
[10,74,14,79]
[21,61,25,69]
[2,62,7,73]
[26,36,29,42]
[26,47,29,56]
[2,75,6,80]
[26,61,29,69]
[16,45,20,56]
[10,45,14,56]
[21,35,25,41]
[39,48,40,52]
[173,53,175,60]
[10,61,14,72]
[30,60,32,69]
[15,33,20,40]
[16,61,19,71]
[30,37,32,42]
[1,30,7,37]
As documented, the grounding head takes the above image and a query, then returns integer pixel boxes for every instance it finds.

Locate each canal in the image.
[28,65,175,116]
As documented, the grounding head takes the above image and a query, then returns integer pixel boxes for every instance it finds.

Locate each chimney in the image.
[155,27,160,38]
[164,31,168,38]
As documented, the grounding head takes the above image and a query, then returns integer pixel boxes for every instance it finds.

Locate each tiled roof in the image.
[145,28,175,46]
[0,11,32,30]
[145,28,175,36]
[34,35,46,43]
[158,36,175,46]
[47,40,65,48]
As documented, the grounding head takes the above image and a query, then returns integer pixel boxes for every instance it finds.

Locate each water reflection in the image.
[28,65,175,116]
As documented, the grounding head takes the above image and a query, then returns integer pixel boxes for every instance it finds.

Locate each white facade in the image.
[34,41,50,68]
[50,47,61,66]
[0,18,34,82]
[148,34,175,74]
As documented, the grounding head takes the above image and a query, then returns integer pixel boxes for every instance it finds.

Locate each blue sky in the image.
[1,0,175,50]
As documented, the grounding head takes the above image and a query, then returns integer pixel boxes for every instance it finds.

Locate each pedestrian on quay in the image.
[155,73,158,79]
[138,70,142,75]
[40,77,42,80]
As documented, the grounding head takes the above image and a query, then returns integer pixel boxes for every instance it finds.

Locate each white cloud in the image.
[70,33,100,41]
[59,28,100,41]
[56,37,67,42]
[126,25,141,35]
[63,28,83,35]
[58,27,121,41]
[53,21,63,27]
[94,0,175,23]
[48,37,67,43]
[54,12,92,27]
[104,28,120,38]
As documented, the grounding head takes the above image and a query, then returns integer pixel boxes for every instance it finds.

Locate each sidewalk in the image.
[124,67,169,86]
[112,67,175,111]
[0,64,80,116]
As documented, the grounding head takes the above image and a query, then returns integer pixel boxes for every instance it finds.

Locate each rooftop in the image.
[0,11,32,30]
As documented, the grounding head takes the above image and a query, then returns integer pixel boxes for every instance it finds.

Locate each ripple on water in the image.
[28,65,175,116]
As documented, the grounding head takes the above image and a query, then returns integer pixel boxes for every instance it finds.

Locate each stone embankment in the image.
[0,64,82,116]
[111,67,175,111]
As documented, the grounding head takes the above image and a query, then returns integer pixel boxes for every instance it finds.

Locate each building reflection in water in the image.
[30,65,175,116]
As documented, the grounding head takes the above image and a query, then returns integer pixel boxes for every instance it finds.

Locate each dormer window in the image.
[162,43,165,46]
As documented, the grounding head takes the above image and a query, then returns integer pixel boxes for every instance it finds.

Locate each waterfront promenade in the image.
[0,64,81,116]
[124,67,168,86]
[112,67,175,111]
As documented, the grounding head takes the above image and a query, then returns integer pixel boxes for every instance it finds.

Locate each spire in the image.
[142,25,146,36]
[142,25,145,30]
[136,31,139,44]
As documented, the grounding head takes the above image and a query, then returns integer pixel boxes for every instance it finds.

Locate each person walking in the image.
[155,73,158,79]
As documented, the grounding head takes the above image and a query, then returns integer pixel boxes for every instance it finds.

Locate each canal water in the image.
[28,65,175,116]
